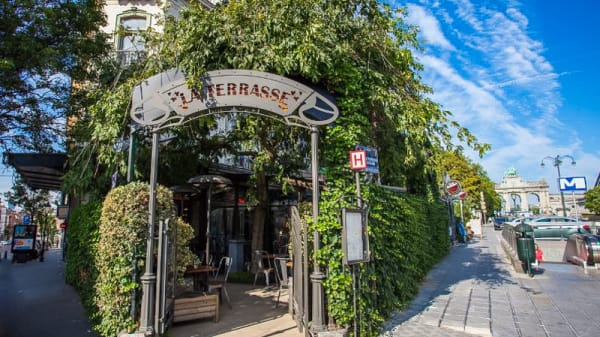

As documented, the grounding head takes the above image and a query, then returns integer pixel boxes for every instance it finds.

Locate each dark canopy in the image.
[3,153,67,190]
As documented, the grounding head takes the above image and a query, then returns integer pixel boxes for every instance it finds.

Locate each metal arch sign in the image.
[131,68,339,128]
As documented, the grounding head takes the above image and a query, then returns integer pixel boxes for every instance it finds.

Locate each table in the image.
[266,254,288,267]
[184,265,217,292]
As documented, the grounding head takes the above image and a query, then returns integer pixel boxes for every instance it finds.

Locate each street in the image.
[0,249,96,337]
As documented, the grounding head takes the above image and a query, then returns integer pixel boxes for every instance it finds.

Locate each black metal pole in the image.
[555,160,567,217]
[138,130,159,336]
[309,126,326,333]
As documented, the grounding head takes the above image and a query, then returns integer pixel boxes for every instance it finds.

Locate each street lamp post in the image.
[541,155,576,217]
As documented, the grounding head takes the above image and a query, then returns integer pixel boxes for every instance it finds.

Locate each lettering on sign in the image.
[559,176,587,191]
[349,150,367,170]
[131,69,339,128]
[355,145,379,174]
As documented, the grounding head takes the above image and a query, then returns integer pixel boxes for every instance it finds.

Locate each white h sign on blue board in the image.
[559,176,587,191]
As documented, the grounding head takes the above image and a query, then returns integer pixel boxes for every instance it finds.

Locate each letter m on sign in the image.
[349,150,367,170]
[559,176,587,191]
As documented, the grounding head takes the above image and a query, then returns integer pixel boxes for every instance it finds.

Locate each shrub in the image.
[64,201,102,316]
[93,182,194,337]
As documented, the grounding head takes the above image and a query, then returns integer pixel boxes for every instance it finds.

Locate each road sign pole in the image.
[355,171,362,208]
[572,192,578,219]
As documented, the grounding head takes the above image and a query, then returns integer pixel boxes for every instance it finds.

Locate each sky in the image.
[1,0,599,204]
[398,0,600,194]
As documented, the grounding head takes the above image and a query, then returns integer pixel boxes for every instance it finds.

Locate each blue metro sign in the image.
[559,176,587,191]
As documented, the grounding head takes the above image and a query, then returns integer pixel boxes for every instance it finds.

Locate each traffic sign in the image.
[355,145,379,174]
[349,150,367,170]
[23,214,31,225]
[559,176,587,191]
[445,180,462,195]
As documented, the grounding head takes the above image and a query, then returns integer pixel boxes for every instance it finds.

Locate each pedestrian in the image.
[456,219,467,243]
[534,244,543,270]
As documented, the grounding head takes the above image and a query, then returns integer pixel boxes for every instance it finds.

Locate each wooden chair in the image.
[208,256,232,308]
[253,250,274,286]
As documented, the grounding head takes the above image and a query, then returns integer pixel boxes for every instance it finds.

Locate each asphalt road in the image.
[0,249,96,337]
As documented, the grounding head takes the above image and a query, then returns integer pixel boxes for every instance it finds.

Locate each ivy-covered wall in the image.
[65,200,102,315]
[317,185,450,336]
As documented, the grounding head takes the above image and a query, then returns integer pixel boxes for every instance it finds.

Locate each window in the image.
[115,11,149,65]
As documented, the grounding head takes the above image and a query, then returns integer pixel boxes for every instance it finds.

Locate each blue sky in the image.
[400,0,600,194]
[1,0,599,204]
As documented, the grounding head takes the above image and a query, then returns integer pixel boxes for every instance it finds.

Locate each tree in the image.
[3,176,55,260]
[438,151,500,221]
[0,0,109,152]
[585,185,600,214]
[64,1,491,334]
[3,177,51,216]
[66,0,488,252]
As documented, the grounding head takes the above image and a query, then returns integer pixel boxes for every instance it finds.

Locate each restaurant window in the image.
[115,10,149,66]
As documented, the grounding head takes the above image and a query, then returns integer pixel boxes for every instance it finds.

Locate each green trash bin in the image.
[515,223,535,276]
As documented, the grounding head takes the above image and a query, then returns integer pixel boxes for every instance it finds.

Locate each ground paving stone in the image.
[380,224,600,337]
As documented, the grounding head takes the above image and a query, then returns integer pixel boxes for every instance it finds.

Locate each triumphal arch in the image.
[495,167,551,214]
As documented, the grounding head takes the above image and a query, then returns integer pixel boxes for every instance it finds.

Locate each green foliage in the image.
[316,185,449,336]
[228,271,255,284]
[438,151,501,221]
[171,216,197,284]
[65,1,495,336]
[65,201,102,316]
[0,0,109,151]
[585,185,600,214]
[93,182,194,337]
[3,177,51,216]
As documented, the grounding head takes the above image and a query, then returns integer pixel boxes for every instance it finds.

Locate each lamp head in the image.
[540,162,545,167]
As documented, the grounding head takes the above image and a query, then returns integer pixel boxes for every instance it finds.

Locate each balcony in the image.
[115,50,147,66]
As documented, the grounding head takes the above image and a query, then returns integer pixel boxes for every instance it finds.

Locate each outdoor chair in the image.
[253,250,274,286]
[274,257,291,307]
[208,256,232,308]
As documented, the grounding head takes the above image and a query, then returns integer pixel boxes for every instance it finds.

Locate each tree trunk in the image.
[251,169,269,254]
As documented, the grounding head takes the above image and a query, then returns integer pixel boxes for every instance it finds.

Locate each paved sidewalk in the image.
[175,223,600,337]
[170,282,304,337]
[380,224,600,337]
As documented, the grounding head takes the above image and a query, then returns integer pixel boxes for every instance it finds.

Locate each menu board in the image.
[342,208,369,265]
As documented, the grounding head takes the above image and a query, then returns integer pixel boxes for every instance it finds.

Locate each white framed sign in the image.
[559,176,587,191]
[342,207,370,265]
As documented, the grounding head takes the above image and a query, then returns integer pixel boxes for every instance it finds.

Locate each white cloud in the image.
[406,0,599,193]
[391,0,600,197]
[405,4,455,50]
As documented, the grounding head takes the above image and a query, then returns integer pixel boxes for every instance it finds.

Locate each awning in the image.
[3,153,67,190]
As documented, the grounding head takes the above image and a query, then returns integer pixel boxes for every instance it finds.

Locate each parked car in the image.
[506,217,537,228]
[493,216,510,230]
[523,216,592,239]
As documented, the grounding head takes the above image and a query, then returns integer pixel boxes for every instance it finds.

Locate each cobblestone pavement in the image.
[380,224,600,337]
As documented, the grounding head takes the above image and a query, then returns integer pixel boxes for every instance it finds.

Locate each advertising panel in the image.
[12,225,37,252]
